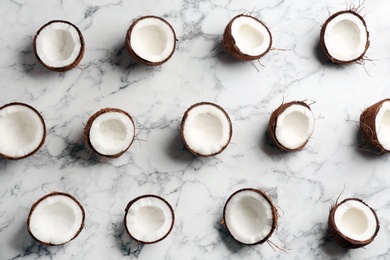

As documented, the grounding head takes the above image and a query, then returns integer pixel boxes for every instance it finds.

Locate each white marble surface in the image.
[1,0,390,259]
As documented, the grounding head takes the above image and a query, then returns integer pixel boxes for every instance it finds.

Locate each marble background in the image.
[1,0,390,259]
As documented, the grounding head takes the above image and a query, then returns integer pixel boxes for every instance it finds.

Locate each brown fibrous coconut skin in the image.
[320,10,369,64]
[360,98,390,153]
[222,188,278,245]
[223,14,272,61]
[33,20,85,72]
[126,16,176,66]
[27,192,85,246]
[84,108,135,158]
[268,101,312,152]
[124,194,175,244]
[328,198,379,249]
[180,102,233,157]
[0,102,46,160]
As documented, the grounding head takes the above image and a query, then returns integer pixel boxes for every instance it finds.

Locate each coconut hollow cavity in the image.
[223,14,272,61]
[126,16,176,66]
[223,188,278,245]
[328,198,379,249]
[27,192,85,246]
[180,102,232,157]
[0,102,45,160]
[33,20,85,72]
[360,99,390,153]
[320,10,369,64]
[124,195,175,244]
[269,101,315,151]
[84,108,135,158]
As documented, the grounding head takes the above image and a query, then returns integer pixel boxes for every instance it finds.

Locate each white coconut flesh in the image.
[224,190,274,244]
[130,17,175,63]
[374,101,390,150]
[334,200,377,241]
[125,196,174,243]
[89,112,135,156]
[29,194,84,245]
[231,16,271,56]
[183,104,231,155]
[0,104,44,158]
[35,21,82,68]
[324,13,367,62]
[275,104,315,150]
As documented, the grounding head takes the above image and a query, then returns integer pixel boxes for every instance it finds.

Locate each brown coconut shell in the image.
[0,102,46,160]
[27,192,85,246]
[223,188,278,245]
[180,102,232,157]
[223,14,272,61]
[126,16,176,66]
[268,101,312,151]
[124,194,175,244]
[328,198,379,249]
[84,108,135,158]
[320,10,369,64]
[33,20,85,72]
[360,99,390,153]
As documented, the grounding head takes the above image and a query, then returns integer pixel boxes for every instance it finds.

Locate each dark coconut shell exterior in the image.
[268,101,312,152]
[360,99,390,153]
[223,188,278,245]
[33,20,85,72]
[180,102,232,157]
[27,192,85,246]
[223,14,272,61]
[124,194,175,244]
[328,198,379,249]
[126,16,176,66]
[0,102,46,160]
[320,10,369,64]
[84,108,135,158]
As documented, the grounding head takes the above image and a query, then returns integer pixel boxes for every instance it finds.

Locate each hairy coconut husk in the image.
[33,20,85,72]
[126,16,176,66]
[27,192,85,246]
[223,14,272,61]
[320,10,369,64]
[84,108,135,158]
[180,102,233,157]
[328,198,379,249]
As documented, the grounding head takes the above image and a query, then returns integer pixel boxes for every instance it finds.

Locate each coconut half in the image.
[180,102,232,157]
[27,192,85,246]
[0,102,45,160]
[320,10,369,64]
[360,99,390,152]
[223,14,272,61]
[269,101,315,151]
[84,108,135,158]
[124,195,174,244]
[33,20,85,72]
[126,16,176,66]
[328,198,379,248]
[223,188,277,245]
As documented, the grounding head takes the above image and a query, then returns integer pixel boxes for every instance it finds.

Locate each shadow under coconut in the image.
[215,41,246,66]
[166,130,195,163]
[313,38,340,68]
[319,228,348,258]
[113,220,144,257]
[353,125,387,160]
[261,127,288,158]
[215,214,246,253]
[109,42,139,72]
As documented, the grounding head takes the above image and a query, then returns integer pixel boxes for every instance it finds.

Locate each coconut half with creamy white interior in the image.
[223,188,278,245]
[223,14,272,61]
[0,102,45,160]
[126,16,176,66]
[33,20,85,72]
[269,101,315,151]
[320,10,369,64]
[84,108,135,158]
[124,195,174,244]
[181,102,232,157]
[27,192,85,246]
[328,198,379,248]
